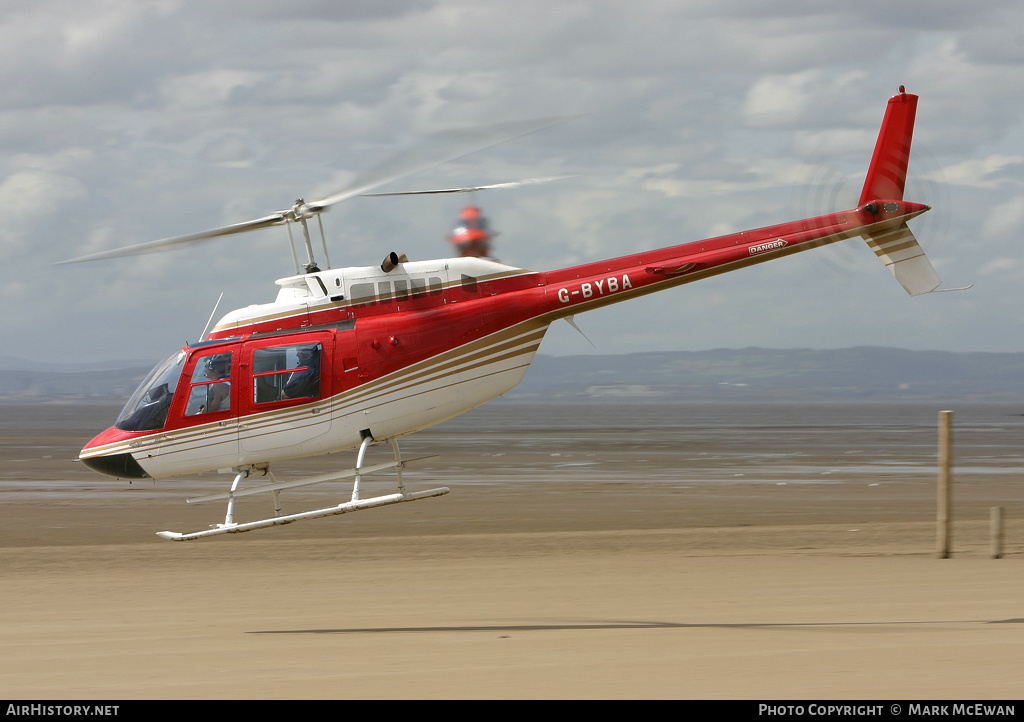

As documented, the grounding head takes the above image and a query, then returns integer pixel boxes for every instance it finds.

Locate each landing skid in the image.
[156,437,448,541]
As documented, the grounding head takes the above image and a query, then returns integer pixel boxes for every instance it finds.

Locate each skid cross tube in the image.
[352,434,373,502]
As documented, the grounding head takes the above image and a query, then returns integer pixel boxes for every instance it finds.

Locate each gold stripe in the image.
[338,345,541,413]
[869,239,919,257]
[336,324,547,410]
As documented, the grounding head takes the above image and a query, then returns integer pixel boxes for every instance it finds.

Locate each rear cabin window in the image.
[349,276,443,304]
[252,343,322,403]
[349,283,374,302]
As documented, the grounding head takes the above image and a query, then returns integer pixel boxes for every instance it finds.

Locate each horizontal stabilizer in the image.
[864,223,940,296]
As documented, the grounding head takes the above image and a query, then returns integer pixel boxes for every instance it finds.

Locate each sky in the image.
[3,0,1024,365]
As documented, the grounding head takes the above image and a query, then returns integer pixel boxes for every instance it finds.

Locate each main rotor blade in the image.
[360,174,578,197]
[304,117,569,211]
[57,116,567,265]
[56,213,287,264]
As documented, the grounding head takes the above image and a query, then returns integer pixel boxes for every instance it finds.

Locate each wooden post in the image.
[937,410,953,558]
[991,506,1004,560]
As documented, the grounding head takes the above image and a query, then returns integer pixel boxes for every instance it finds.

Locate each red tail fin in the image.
[859,88,918,206]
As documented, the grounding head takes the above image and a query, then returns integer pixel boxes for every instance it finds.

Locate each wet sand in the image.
[1,401,1022,699]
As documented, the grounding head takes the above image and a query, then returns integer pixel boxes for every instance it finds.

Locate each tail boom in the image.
[538,89,940,319]
[540,203,926,318]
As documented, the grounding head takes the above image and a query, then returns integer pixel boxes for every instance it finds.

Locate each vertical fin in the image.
[859,89,918,205]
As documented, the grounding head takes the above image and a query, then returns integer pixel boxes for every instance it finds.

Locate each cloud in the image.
[3,1,1024,362]
[743,70,887,130]
[979,257,1024,277]
[0,169,85,256]
[942,155,1024,188]
[982,195,1024,239]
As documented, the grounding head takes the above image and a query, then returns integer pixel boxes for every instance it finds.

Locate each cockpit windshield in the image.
[115,350,187,432]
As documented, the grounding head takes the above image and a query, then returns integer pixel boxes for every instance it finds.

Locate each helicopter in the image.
[66,89,950,540]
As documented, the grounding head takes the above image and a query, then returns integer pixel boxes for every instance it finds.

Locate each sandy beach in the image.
[1,401,1022,699]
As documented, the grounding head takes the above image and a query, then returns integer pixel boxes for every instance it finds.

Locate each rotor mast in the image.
[285,199,329,274]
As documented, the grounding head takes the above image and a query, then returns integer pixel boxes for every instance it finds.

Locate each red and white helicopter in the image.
[67,89,947,540]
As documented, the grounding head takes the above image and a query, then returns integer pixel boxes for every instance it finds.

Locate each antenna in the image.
[199,292,225,342]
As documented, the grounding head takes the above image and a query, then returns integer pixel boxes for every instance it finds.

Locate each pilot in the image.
[281,345,320,399]
[199,354,231,413]
[120,383,173,431]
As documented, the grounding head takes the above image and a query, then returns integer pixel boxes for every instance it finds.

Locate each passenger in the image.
[281,345,320,399]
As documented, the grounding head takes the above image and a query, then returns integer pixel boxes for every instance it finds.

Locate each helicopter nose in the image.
[80,452,151,479]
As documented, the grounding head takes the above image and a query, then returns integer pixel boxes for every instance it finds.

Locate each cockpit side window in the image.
[252,343,322,403]
[184,352,233,416]
[115,351,187,432]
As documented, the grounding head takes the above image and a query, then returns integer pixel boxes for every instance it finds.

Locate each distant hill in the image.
[509,347,1024,402]
[1,347,1022,403]
[0,355,155,374]
[0,364,153,402]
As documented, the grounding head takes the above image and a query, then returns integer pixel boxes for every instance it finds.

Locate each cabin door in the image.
[238,332,334,459]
